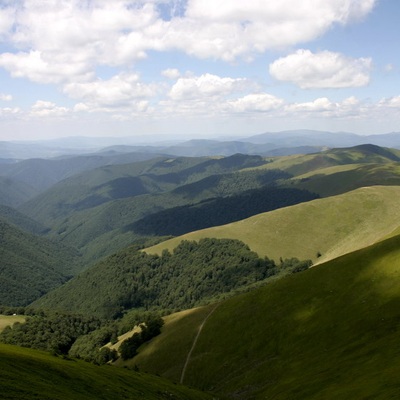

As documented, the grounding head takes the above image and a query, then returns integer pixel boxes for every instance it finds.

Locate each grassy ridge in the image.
[132,233,400,399]
[145,186,400,264]
[0,344,212,400]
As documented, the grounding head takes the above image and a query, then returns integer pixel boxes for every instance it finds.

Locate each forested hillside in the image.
[0,218,81,306]
[0,204,48,234]
[32,238,311,319]
[0,176,38,207]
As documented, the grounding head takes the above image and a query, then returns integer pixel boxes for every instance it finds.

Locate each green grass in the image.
[115,307,212,381]
[145,185,400,265]
[291,163,400,197]
[130,233,400,399]
[0,315,25,332]
[0,344,213,400]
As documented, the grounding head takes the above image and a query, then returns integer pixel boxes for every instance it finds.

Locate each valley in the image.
[1,133,400,398]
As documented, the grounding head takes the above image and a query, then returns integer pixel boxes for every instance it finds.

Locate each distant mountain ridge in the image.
[4,130,400,159]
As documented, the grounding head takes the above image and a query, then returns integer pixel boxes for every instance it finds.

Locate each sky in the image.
[0,0,399,141]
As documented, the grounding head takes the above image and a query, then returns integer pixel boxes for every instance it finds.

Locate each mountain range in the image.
[2,133,400,398]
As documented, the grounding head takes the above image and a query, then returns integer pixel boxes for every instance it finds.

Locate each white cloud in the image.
[285,96,364,118]
[0,7,14,39]
[30,100,69,118]
[0,51,93,84]
[162,68,181,79]
[0,0,378,85]
[177,0,377,60]
[269,49,372,89]
[63,72,158,109]
[378,96,400,109]
[228,93,284,112]
[0,107,21,119]
[0,94,12,102]
[168,73,250,100]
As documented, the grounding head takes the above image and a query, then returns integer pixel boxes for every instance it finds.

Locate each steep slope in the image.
[0,344,211,400]
[0,205,48,234]
[0,176,38,207]
[0,218,81,306]
[130,233,400,399]
[145,186,400,265]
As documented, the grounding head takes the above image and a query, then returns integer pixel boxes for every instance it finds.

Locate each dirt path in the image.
[180,303,219,384]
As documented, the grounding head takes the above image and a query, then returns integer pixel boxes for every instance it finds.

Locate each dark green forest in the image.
[32,238,311,319]
[0,218,81,306]
[1,238,310,365]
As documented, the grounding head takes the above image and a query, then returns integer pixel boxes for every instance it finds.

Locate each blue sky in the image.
[0,0,399,141]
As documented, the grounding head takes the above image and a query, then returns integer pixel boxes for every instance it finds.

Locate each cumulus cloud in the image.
[0,107,21,119]
[63,73,158,109]
[168,73,250,100]
[228,93,284,112]
[269,49,372,89]
[0,51,93,84]
[0,93,12,102]
[30,101,69,118]
[0,0,377,85]
[162,68,181,79]
[178,0,377,60]
[285,96,364,118]
[378,96,400,109]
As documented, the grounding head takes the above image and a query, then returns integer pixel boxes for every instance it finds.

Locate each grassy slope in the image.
[0,315,25,332]
[131,233,400,399]
[0,344,212,400]
[256,144,400,197]
[291,162,400,197]
[145,185,400,265]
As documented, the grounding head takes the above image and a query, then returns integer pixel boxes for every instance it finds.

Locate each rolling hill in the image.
[125,232,400,399]
[18,154,278,262]
[3,140,400,399]
[0,151,168,192]
[145,185,400,265]
[17,144,400,266]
